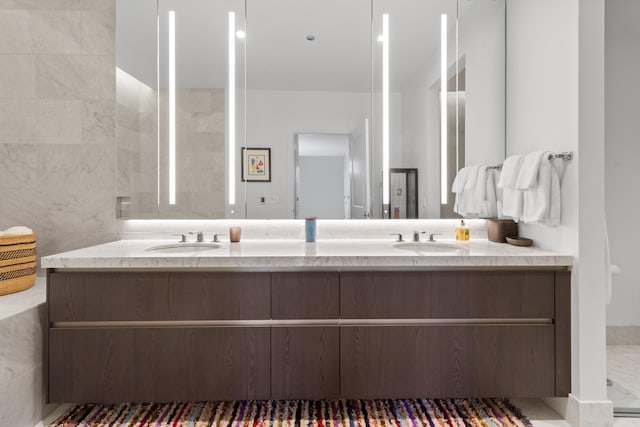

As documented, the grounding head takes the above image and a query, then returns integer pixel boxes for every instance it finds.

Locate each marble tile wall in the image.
[0,1,116,424]
[0,0,117,260]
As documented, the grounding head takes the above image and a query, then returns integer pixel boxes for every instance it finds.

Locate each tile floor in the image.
[36,347,640,427]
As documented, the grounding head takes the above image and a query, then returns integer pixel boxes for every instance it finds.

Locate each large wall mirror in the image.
[115,0,505,220]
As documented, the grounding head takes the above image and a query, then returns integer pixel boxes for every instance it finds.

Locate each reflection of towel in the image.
[516,151,547,190]
[467,166,487,216]
[452,166,471,215]
[499,155,524,220]
[484,169,499,218]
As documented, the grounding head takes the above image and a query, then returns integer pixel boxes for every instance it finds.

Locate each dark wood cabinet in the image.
[49,327,270,403]
[340,271,555,319]
[47,269,571,402]
[340,325,555,398]
[272,272,339,319]
[49,272,270,321]
[271,327,340,399]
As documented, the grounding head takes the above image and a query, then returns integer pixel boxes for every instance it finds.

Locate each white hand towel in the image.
[521,152,561,226]
[516,150,547,190]
[498,155,524,220]
[497,155,524,189]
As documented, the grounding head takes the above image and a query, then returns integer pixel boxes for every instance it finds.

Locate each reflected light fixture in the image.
[382,13,389,207]
[440,13,448,205]
[169,10,176,205]
[228,11,236,206]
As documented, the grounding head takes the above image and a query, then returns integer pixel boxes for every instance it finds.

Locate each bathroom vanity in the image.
[42,239,572,403]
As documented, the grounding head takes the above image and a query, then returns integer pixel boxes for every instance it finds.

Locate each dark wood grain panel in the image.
[272,272,339,319]
[48,272,270,322]
[271,327,339,399]
[555,271,572,396]
[340,325,555,398]
[340,271,555,319]
[49,327,270,403]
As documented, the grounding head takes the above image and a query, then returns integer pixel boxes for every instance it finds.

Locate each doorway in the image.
[294,134,351,219]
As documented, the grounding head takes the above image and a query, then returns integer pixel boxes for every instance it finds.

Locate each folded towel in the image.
[498,155,524,189]
[516,151,547,190]
[521,152,561,225]
[0,226,34,236]
[499,155,524,220]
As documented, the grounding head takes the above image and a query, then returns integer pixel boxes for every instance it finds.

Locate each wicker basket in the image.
[0,233,36,296]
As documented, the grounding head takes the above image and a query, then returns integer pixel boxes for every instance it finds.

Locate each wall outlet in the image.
[260,196,266,205]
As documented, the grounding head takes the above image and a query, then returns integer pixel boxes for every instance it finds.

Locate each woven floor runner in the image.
[49,398,532,427]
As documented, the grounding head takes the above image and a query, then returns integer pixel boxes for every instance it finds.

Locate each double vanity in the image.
[42,238,572,403]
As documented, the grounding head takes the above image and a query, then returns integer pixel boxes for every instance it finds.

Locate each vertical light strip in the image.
[168,10,176,205]
[440,14,448,205]
[156,7,160,206]
[365,117,371,216]
[228,11,236,206]
[382,13,389,206]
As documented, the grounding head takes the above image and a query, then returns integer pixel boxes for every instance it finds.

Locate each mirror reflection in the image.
[115,0,505,220]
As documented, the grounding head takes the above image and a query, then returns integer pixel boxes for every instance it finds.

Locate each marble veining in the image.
[41,239,573,270]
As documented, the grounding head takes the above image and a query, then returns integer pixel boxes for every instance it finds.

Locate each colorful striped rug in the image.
[49,398,532,427]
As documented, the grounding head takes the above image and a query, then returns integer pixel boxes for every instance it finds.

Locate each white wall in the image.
[604,0,640,326]
[507,0,609,414]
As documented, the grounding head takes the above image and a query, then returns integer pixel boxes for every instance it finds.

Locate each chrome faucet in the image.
[428,233,443,242]
[389,233,404,242]
[413,231,426,242]
[172,233,187,243]
[189,231,204,242]
[212,233,226,243]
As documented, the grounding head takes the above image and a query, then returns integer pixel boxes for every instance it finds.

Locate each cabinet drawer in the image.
[272,272,339,319]
[48,272,270,322]
[340,325,555,398]
[271,327,339,399]
[49,327,270,403]
[340,271,555,319]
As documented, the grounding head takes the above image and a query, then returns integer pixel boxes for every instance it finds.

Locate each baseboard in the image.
[544,395,613,427]
[607,326,640,345]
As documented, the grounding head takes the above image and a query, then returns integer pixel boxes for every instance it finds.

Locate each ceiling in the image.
[116,0,469,92]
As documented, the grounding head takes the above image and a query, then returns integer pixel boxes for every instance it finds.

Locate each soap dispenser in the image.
[456,219,470,241]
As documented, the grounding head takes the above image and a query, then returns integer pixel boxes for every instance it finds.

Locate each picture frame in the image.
[241,147,271,182]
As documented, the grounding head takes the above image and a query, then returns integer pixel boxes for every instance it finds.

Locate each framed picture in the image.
[242,147,271,182]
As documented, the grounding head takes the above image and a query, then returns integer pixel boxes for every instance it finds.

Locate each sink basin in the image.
[145,243,221,253]
[393,241,466,252]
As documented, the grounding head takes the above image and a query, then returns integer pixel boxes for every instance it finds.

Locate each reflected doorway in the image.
[294,134,351,219]
[389,168,418,219]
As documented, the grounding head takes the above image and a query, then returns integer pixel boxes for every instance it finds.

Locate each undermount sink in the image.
[145,243,221,253]
[393,241,466,252]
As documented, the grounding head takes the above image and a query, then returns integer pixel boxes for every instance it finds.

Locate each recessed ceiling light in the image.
[236,30,246,39]
[306,35,315,41]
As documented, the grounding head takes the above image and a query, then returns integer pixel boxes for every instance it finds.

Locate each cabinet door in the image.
[49,272,270,321]
[272,272,339,319]
[49,327,270,403]
[340,325,555,398]
[271,327,339,399]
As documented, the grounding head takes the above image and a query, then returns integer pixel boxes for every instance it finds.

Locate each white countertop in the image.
[40,239,573,270]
